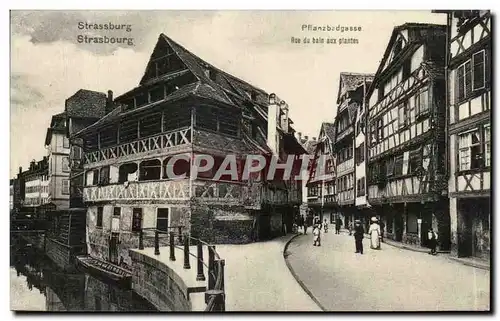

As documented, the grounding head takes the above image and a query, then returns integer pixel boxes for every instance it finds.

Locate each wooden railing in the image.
[83,127,192,165]
[138,227,226,312]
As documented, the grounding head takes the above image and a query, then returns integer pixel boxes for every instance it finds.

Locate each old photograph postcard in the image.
[9,10,491,312]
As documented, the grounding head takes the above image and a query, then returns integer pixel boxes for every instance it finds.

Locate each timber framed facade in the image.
[332,73,374,229]
[439,10,491,260]
[73,34,305,268]
[366,23,450,249]
[307,123,336,224]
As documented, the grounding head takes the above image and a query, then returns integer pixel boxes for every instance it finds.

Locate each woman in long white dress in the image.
[368,217,381,250]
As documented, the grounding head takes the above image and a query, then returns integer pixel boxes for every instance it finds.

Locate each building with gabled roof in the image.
[365,23,449,249]
[73,34,306,267]
[331,72,373,229]
[306,122,338,224]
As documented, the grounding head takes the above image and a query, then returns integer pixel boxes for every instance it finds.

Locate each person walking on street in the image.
[303,215,308,235]
[323,219,329,233]
[427,228,438,255]
[313,224,321,246]
[353,220,365,254]
[368,217,381,250]
[335,217,342,234]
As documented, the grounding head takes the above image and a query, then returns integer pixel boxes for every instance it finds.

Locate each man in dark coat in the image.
[353,220,365,254]
[335,217,342,234]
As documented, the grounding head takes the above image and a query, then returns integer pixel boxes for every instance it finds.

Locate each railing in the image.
[138,227,226,312]
[84,127,192,165]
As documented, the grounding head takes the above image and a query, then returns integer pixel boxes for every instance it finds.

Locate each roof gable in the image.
[336,73,374,104]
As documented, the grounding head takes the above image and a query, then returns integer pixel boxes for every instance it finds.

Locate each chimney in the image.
[312,137,317,141]
[106,90,114,113]
[18,167,22,175]
[279,101,289,133]
[267,93,279,155]
[297,132,302,141]
[304,135,309,140]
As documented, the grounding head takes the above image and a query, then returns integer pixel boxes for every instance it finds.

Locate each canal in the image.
[10,235,157,312]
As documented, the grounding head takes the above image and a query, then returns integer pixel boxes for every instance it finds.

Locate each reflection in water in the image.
[10,235,156,312]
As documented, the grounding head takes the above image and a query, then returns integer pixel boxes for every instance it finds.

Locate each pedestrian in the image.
[303,215,308,235]
[323,219,329,233]
[353,220,364,254]
[368,217,381,250]
[380,220,385,242]
[348,222,353,236]
[335,217,342,234]
[313,224,321,246]
[427,228,438,255]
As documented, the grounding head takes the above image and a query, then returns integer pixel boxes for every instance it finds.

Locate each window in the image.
[96,207,103,228]
[408,148,422,175]
[357,178,366,196]
[150,86,164,103]
[132,208,143,232]
[156,208,170,232]
[456,51,486,102]
[484,125,490,167]
[473,51,485,90]
[113,207,121,217]
[135,92,148,108]
[458,129,481,171]
[139,159,161,181]
[63,137,70,148]
[386,157,395,177]
[415,90,429,116]
[377,118,384,140]
[62,157,70,172]
[99,166,110,185]
[355,143,365,164]
[398,103,408,128]
[62,179,70,195]
[71,146,82,160]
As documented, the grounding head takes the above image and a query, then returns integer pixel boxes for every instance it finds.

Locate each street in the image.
[285,229,490,311]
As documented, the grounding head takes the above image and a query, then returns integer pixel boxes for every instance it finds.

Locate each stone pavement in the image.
[139,234,321,311]
[215,235,321,311]
[285,230,490,311]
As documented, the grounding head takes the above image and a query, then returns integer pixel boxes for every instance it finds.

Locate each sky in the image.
[9,10,447,177]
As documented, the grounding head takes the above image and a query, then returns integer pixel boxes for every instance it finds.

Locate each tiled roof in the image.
[301,139,317,155]
[65,89,107,119]
[337,73,374,104]
[321,122,336,143]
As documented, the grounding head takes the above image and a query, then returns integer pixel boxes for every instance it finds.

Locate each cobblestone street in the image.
[285,230,490,311]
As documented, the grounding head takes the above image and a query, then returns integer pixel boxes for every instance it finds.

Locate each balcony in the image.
[84,127,192,165]
[83,178,263,208]
[83,179,190,203]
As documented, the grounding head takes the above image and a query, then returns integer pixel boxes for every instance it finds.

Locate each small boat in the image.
[75,255,132,288]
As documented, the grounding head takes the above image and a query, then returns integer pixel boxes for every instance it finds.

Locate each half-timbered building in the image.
[334,73,373,229]
[307,123,337,223]
[73,34,305,267]
[353,75,375,232]
[366,23,449,249]
[438,11,491,259]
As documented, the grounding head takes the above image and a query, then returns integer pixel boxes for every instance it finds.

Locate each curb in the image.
[383,240,450,254]
[448,257,490,271]
[283,233,327,312]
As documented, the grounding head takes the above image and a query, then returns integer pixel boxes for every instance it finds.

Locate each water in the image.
[10,235,157,312]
